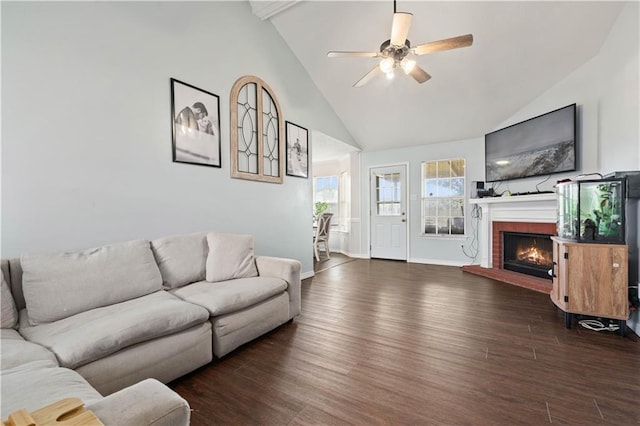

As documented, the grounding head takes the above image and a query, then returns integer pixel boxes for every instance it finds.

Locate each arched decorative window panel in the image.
[230,76,284,183]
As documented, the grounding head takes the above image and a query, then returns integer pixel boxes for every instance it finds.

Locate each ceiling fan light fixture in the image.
[400,57,416,74]
[379,57,395,74]
[328,1,473,87]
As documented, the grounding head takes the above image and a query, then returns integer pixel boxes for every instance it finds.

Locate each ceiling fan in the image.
[327,1,473,87]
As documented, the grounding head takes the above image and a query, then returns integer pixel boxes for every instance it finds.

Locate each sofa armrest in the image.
[86,379,189,426]
[255,256,301,318]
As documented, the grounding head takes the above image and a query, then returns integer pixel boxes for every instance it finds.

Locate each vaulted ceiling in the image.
[260,1,625,153]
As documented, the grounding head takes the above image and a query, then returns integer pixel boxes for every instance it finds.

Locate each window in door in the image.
[375,172,401,216]
[422,159,465,235]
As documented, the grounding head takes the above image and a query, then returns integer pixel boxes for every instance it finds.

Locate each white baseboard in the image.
[339,250,369,259]
[408,258,467,267]
[301,270,315,280]
[319,253,466,266]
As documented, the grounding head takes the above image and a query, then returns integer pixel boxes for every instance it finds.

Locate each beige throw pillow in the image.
[151,232,208,289]
[1,270,18,329]
[206,233,258,283]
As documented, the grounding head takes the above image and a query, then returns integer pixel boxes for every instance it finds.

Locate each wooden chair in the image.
[313,213,333,261]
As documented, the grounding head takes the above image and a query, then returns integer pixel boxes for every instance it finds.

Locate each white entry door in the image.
[370,165,407,260]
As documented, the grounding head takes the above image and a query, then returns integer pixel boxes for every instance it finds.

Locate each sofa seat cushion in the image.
[1,363,102,420]
[212,292,290,358]
[170,277,287,316]
[21,239,163,325]
[19,291,209,369]
[0,329,58,371]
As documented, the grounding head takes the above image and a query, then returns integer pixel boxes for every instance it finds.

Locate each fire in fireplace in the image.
[502,232,553,279]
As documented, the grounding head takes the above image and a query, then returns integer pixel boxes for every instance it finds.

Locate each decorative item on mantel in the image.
[229,75,284,184]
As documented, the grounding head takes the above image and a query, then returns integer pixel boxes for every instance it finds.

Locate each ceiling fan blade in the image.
[353,66,382,88]
[409,65,431,84]
[327,51,379,58]
[413,34,474,56]
[390,12,413,46]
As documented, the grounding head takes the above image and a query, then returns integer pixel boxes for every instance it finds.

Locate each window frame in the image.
[313,175,340,226]
[373,171,403,217]
[230,75,284,183]
[421,158,466,237]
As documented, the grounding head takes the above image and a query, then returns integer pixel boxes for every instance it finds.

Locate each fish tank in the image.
[556,178,626,244]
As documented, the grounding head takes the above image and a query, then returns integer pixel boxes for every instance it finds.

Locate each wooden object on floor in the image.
[462,264,552,293]
[3,398,103,426]
[551,237,628,331]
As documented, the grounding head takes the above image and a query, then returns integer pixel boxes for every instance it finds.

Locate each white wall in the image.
[494,4,638,180]
[597,2,639,174]
[493,2,638,174]
[1,1,354,277]
[360,137,485,266]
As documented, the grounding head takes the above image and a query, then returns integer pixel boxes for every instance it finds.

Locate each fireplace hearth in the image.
[502,232,553,279]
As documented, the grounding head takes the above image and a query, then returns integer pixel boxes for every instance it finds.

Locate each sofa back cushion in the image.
[150,232,208,289]
[206,233,258,283]
[1,271,18,329]
[21,240,162,325]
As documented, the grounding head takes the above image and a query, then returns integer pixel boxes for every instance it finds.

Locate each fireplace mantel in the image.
[469,194,557,268]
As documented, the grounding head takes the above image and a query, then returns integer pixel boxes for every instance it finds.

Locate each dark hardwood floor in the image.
[170,258,640,425]
[313,252,357,273]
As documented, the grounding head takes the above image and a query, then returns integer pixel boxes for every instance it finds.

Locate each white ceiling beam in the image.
[249,1,300,21]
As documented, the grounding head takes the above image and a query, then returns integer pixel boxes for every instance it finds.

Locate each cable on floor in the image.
[578,319,620,332]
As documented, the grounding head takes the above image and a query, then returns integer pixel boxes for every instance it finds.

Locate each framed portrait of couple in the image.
[285,121,309,178]
[170,78,221,168]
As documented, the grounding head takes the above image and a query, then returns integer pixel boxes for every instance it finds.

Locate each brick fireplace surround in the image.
[463,194,557,293]
[491,221,556,270]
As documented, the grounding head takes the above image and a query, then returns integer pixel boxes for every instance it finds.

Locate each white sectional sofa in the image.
[1,231,301,425]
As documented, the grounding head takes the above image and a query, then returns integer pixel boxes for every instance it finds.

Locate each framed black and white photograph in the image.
[170,78,221,168]
[285,121,309,178]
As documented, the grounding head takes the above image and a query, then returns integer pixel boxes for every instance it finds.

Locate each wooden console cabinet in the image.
[550,237,628,334]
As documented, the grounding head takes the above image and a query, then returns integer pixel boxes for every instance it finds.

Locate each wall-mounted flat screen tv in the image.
[485,103,576,182]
